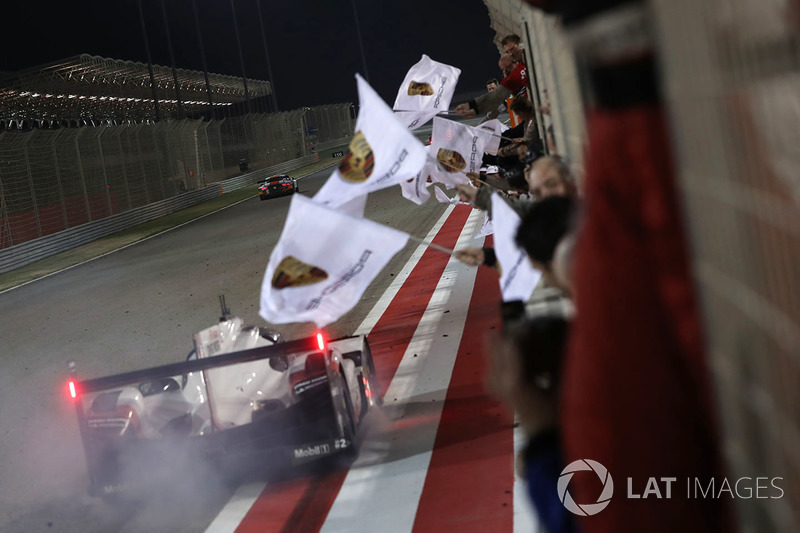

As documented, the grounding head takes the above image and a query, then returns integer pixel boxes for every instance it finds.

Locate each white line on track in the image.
[204,482,270,533]
[319,207,483,533]
[354,204,456,336]
[204,204,460,533]
[1,164,342,297]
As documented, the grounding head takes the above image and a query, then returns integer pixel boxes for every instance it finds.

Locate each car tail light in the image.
[68,380,77,399]
[316,332,325,351]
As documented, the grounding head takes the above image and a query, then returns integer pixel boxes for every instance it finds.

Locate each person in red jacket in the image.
[455,54,527,119]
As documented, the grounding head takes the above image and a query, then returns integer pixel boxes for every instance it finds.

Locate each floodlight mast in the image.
[254,0,278,112]
[136,0,162,121]
[350,0,370,82]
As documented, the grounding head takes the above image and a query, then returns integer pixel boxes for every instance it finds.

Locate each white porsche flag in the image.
[475,211,494,238]
[433,185,470,206]
[475,118,506,155]
[260,194,409,328]
[491,193,541,302]
[400,165,433,205]
[428,117,487,188]
[393,54,461,130]
[399,145,435,205]
[433,185,457,205]
[313,74,427,210]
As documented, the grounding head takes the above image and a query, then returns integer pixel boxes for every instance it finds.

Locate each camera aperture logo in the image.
[558,459,614,516]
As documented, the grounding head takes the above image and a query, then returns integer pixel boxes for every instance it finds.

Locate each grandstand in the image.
[0,54,272,128]
[0,54,352,255]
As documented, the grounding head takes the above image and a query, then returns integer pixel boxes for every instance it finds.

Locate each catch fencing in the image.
[654,2,800,531]
[484,1,800,531]
[0,103,353,250]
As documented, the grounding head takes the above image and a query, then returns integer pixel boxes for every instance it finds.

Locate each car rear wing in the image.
[68,336,327,396]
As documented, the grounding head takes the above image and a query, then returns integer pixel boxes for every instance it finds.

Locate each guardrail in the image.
[315,137,352,152]
[0,152,321,274]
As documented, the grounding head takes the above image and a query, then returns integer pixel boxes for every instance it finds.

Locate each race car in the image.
[258,174,299,200]
[67,308,380,498]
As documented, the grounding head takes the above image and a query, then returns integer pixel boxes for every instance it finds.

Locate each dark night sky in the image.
[1,0,501,111]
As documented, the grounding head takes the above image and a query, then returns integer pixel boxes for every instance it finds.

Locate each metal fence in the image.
[484,1,800,531]
[654,2,800,531]
[0,152,322,274]
[0,103,353,249]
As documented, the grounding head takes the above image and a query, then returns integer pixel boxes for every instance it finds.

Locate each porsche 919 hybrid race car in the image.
[258,174,299,200]
[68,311,380,498]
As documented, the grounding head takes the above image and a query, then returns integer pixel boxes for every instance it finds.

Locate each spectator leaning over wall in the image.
[455,54,528,121]
[454,156,578,275]
[488,315,576,533]
[501,33,526,64]
[497,97,545,160]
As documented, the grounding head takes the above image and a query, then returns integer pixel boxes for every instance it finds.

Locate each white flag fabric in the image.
[393,54,461,130]
[337,194,368,218]
[434,186,457,204]
[475,119,506,155]
[394,111,434,131]
[260,194,409,328]
[428,117,487,188]
[400,165,434,205]
[491,193,541,302]
[313,75,427,210]
[433,185,471,206]
[475,211,494,238]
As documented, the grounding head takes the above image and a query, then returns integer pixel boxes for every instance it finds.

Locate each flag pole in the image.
[407,234,456,256]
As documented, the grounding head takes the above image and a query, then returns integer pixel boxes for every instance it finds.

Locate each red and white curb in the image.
[206,205,540,532]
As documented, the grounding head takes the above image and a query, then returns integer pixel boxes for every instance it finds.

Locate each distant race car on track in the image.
[67,302,379,499]
[258,174,299,200]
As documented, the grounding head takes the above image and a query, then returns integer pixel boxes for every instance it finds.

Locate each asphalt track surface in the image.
[0,165,533,532]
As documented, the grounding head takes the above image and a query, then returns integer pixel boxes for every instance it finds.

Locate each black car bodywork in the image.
[68,333,379,498]
[258,175,299,200]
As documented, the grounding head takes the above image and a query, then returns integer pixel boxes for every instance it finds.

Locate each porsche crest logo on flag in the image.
[338,131,375,183]
[407,81,434,96]
[436,148,466,173]
[271,256,329,289]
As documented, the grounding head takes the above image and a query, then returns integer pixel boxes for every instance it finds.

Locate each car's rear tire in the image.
[259,196,266,201]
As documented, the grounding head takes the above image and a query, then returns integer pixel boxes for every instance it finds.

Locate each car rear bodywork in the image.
[258,174,298,200]
[68,318,379,498]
